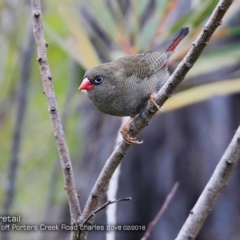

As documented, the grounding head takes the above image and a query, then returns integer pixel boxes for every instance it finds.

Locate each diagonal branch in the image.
[175,126,240,240]
[78,0,234,239]
[39,61,78,240]
[30,1,81,239]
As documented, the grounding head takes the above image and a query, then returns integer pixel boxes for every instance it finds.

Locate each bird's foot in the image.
[120,128,143,144]
[149,93,163,111]
[120,117,143,145]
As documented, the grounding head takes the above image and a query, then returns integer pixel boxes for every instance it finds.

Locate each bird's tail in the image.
[164,27,189,53]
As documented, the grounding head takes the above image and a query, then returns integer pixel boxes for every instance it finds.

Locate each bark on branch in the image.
[30,1,81,239]
[78,0,234,239]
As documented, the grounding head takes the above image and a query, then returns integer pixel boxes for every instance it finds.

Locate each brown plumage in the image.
[79,27,189,117]
[79,27,189,143]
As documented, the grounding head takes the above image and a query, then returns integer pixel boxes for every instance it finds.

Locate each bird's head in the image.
[78,62,123,95]
[79,68,104,92]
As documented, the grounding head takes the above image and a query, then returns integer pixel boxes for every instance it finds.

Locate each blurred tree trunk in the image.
[2,24,34,240]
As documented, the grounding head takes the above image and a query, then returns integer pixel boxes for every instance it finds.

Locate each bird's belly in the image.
[94,97,139,116]
[87,75,164,117]
[90,92,148,117]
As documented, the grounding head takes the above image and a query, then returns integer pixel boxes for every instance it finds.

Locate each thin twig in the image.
[77,197,131,240]
[141,182,179,240]
[2,23,34,240]
[78,1,234,239]
[30,1,81,239]
[175,126,240,240]
[82,197,131,226]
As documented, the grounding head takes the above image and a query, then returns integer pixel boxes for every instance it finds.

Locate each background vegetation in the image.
[0,0,240,239]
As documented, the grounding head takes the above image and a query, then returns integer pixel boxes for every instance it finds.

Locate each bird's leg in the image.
[149,93,164,112]
[120,117,143,145]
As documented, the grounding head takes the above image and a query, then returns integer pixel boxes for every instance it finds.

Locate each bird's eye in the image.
[93,75,104,85]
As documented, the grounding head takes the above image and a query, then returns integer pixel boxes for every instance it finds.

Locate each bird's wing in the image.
[141,51,169,75]
[119,52,168,81]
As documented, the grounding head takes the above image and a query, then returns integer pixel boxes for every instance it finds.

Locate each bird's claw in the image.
[149,93,163,111]
[120,126,143,145]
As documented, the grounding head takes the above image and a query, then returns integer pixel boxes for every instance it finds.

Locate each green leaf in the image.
[132,0,149,18]
[138,12,160,51]
[84,0,118,42]
[187,43,240,78]
[163,79,240,112]
[44,5,101,68]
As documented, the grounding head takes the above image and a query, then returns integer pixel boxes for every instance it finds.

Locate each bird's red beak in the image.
[78,78,93,91]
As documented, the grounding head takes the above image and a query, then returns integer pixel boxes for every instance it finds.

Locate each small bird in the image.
[79,27,189,144]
